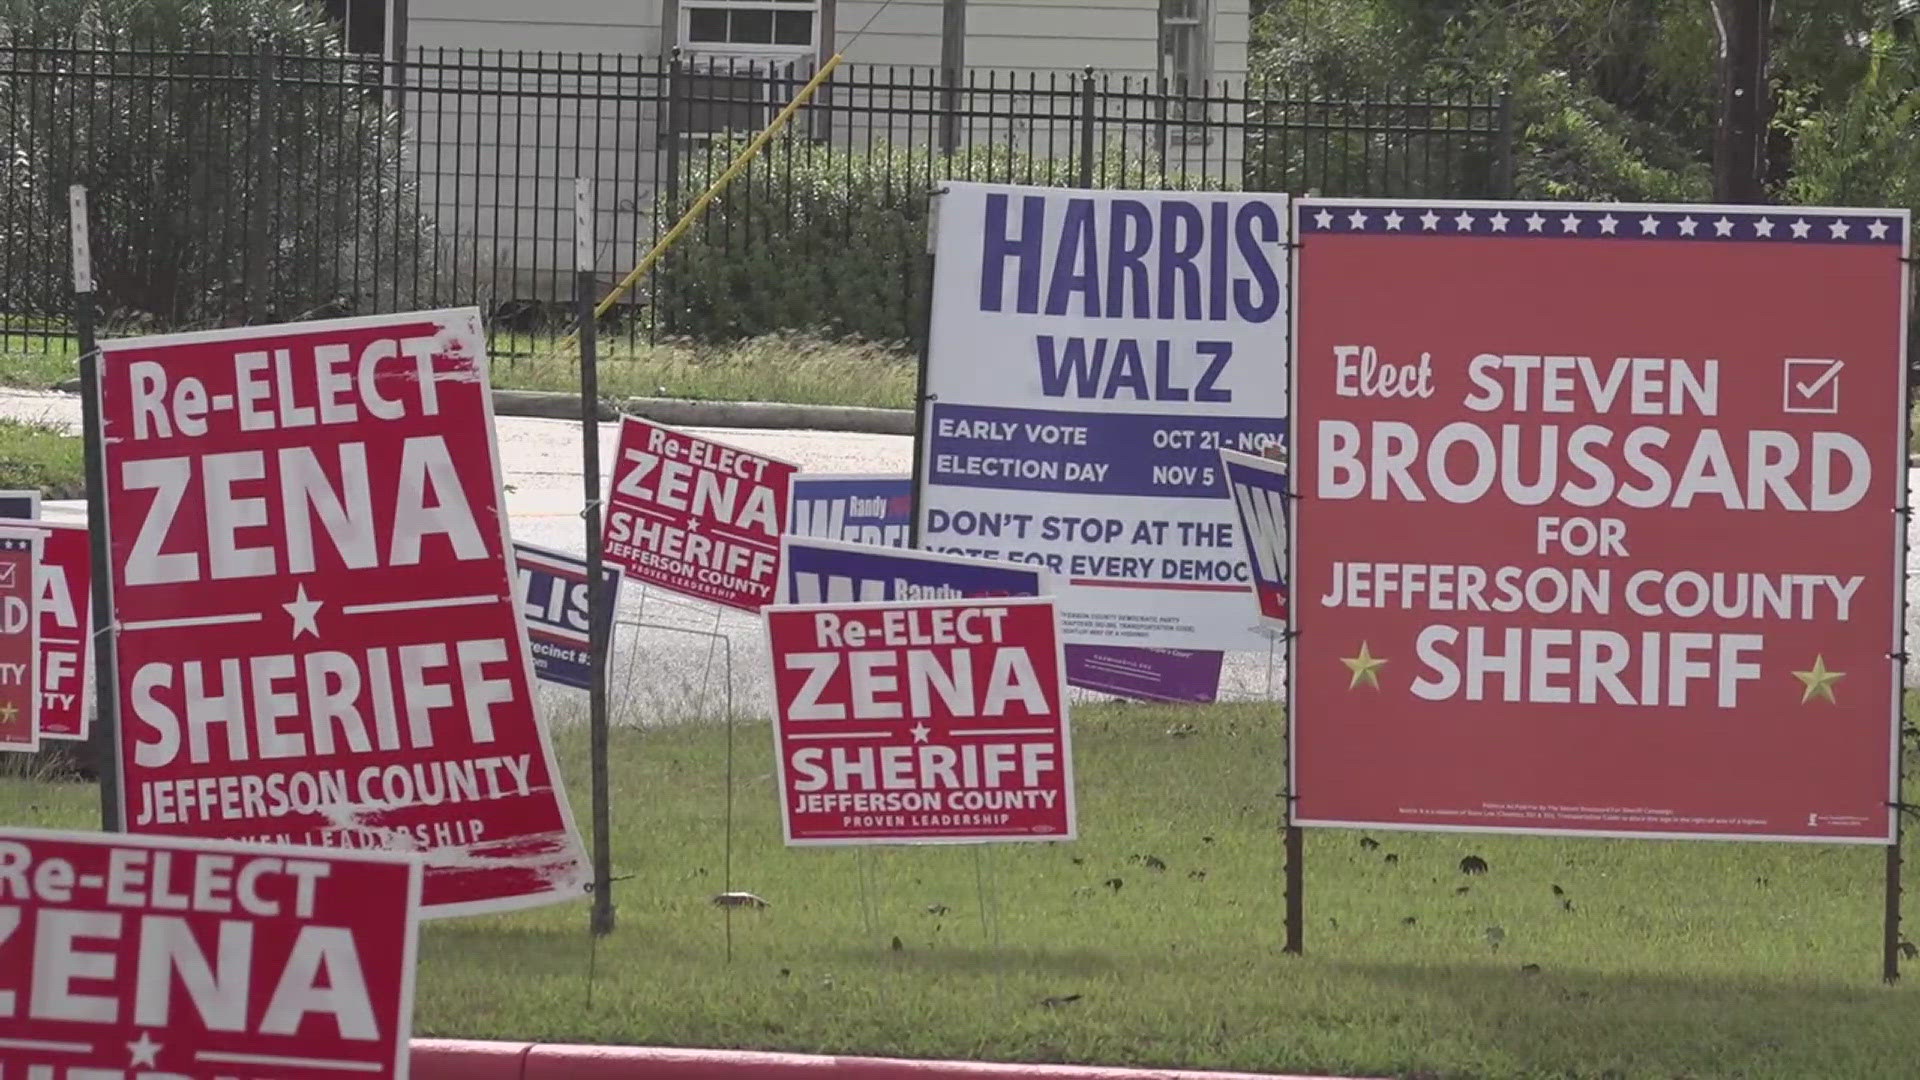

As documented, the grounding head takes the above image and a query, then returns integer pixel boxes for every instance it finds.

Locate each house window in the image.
[321,0,388,57]
[682,0,818,53]
[1158,0,1209,88]
[673,67,787,135]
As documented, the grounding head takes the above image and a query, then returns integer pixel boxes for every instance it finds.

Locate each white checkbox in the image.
[1783,358,1843,415]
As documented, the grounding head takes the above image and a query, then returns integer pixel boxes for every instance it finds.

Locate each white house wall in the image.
[392,0,1251,304]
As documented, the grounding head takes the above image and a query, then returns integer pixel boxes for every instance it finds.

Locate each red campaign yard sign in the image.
[602,417,797,612]
[0,827,420,1080]
[1290,199,1911,842]
[24,523,92,741]
[0,529,40,753]
[765,596,1076,845]
[94,309,589,917]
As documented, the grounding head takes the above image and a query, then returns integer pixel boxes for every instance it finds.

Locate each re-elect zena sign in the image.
[765,596,1075,845]
[0,828,420,1080]
[93,309,589,917]
[603,417,797,613]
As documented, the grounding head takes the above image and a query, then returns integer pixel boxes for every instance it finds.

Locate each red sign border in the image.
[1284,196,1914,845]
[762,594,1078,848]
[0,824,425,1079]
[88,308,593,917]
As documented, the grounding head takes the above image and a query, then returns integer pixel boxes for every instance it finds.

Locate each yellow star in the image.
[1792,655,1844,705]
[0,699,15,725]
[1341,642,1388,690]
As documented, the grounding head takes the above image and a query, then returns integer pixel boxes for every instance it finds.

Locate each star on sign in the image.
[128,1032,161,1068]
[1488,211,1510,232]
[1638,214,1661,235]
[1312,209,1334,229]
[1753,217,1776,237]
[1790,218,1812,239]
[0,699,15,725]
[1383,209,1404,230]
[1677,216,1698,237]
[910,723,931,744]
[1792,655,1844,705]
[1713,216,1734,237]
[1558,212,1582,233]
[1452,209,1476,231]
[1597,213,1619,235]
[1340,642,1388,691]
[1346,209,1369,229]
[283,584,323,640]
[1419,210,1441,231]
[1524,212,1546,232]
[1868,219,1890,240]
[1828,219,1851,240]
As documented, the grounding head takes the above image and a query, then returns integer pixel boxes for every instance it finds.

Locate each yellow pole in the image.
[561,52,846,350]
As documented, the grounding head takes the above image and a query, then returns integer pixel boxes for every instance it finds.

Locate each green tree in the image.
[0,1,449,331]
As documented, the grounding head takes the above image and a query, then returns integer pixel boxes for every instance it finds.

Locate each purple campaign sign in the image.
[788,474,913,547]
[1064,646,1223,704]
[776,535,1049,605]
[1219,448,1288,629]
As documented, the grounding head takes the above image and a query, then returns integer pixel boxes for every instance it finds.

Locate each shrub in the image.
[0,1,456,332]
[651,137,1231,346]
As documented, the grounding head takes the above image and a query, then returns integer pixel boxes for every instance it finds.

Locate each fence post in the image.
[247,37,277,324]
[70,185,122,835]
[1077,66,1097,189]
[1491,79,1515,198]
[576,177,616,939]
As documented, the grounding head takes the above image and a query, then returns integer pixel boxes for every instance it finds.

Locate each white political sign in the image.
[915,181,1289,650]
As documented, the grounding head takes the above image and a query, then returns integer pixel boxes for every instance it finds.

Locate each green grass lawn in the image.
[0,417,85,497]
[1,331,917,410]
[6,702,1917,1079]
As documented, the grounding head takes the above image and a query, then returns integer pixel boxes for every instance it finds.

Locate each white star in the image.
[1419,210,1441,230]
[1346,208,1369,229]
[1790,218,1812,238]
[1753,217,1776,237]
[1638,214,1661,236]
[1383,210,1404,231]
[1828,219,1851,239]
[1559,212,1582,233]
[1713,216,1734,237]
[1312,209,1333,229]
[910,723,931,744]
[1677,216,1698,237]
[1869,219,1891,239]
[129,1032,161,1068]
[1524,212,1546,232]
[1489,211,1510,232]
[1452,209,1476,231]
[1597,213,1619,235]
[283,584,323,640]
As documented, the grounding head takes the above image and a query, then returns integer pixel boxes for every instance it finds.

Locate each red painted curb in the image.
[412,1039,1373,1080]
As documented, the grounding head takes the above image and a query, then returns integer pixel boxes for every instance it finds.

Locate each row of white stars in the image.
[1307,206,1895,240]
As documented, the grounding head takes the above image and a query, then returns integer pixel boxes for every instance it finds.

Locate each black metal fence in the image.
[0,38,1512,358]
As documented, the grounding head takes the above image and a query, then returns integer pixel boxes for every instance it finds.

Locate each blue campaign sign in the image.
[513,541,624,691]
[787,474,913,548]
[0,490,39,520]
[776,535,1049,606]
[1218,448,1288,629]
